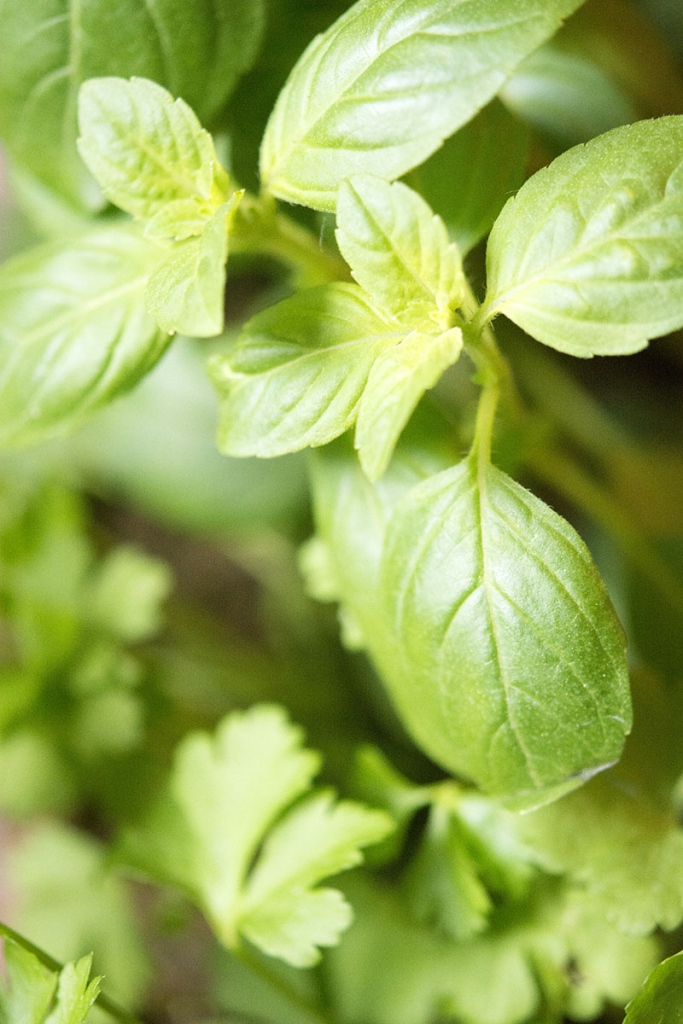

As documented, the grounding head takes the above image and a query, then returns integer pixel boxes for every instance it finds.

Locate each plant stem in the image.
[0,922,143,1024]
[233,944,334,1024]
[231,194,349,286]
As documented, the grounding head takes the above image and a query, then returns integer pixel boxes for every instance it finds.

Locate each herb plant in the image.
[1,0,683,1021]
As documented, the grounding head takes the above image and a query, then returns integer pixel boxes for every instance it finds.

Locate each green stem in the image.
[0,923,142,1024]
[233,944,334,1024]
[231,194,349,286]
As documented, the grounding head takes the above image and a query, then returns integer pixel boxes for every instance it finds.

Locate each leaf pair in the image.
[121,705,392,968]
[212,174,464,480]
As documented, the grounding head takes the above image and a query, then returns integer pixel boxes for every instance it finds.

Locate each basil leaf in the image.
[336,175,464,325]
[210,284,398,457]
[0,225,169,446]
[0,0,264,209]
[484,116,683,356]
[78,77,230,237]
[260,0,587,212]
[380,457,631,800]
[625,951,683,1024]
[411,100,530,257]
[146,196,241,337]
[355,328,463,481]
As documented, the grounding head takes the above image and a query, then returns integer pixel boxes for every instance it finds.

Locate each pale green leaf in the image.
[484,116,683,355]
[120,705,391,966]
[380,456,631,799]
[0,225,169,447]
[240,793,392,967]
[210,284,398,457]
[411,100,530,256]
[1,942,56,1024]
[260,0,587,211]
[0,0,264,209]
[44,958,100,1024]
[355,327,463,481]
[516,775,683,935]
[625,951,683,1024]
[86,546,172,643]
[146,197,240,337]
[78,77,228,234]
[336,175,464,325]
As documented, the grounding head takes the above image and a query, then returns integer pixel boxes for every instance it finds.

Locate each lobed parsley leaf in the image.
[120,705,392,967]
[484,116,683,355]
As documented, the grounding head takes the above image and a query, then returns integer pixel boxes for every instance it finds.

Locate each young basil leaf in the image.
[0,0,264,210]
[336,175,464,326]
[0,225,169,447]
[483,116,683,356]
[355,328,463,482]
[210,284,398,457]
[78,77,229,236]
[146,196,241,337]
[624,951,683,1024]
[380,456,631,800]
[411,100,531,257]
[260,0,587,212]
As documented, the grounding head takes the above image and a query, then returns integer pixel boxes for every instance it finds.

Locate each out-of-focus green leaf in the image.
[0,0,264,209]
[412,101,530,256]
[0,225,169,447]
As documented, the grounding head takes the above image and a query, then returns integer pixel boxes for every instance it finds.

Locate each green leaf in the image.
[44,958,100,1024]
[146,196,241,337]
[501,43,637,150]
[77,77,230,236]
[0,0,264,209]
[483,116,683,356]
[210,284,398,457]
[411,100,530,257]
[86,546,172,643]
[355,328,463,481]
[260,0,587,211]
[0,943,100,1024]
[336,175,464,325]
[121,705,392,967]
[380,456,631,800]
[8,822,150,1006]
[0,942,56,1024]
[0,225,169,447]
[516,774,683,935]
[625,951,683,1024]
[239,792,394,967]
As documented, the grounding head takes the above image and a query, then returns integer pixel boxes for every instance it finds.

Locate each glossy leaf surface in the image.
[380,457,631,798]
[484,116,683,355]
[260,0,587,211]
[625,951,683,1024]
